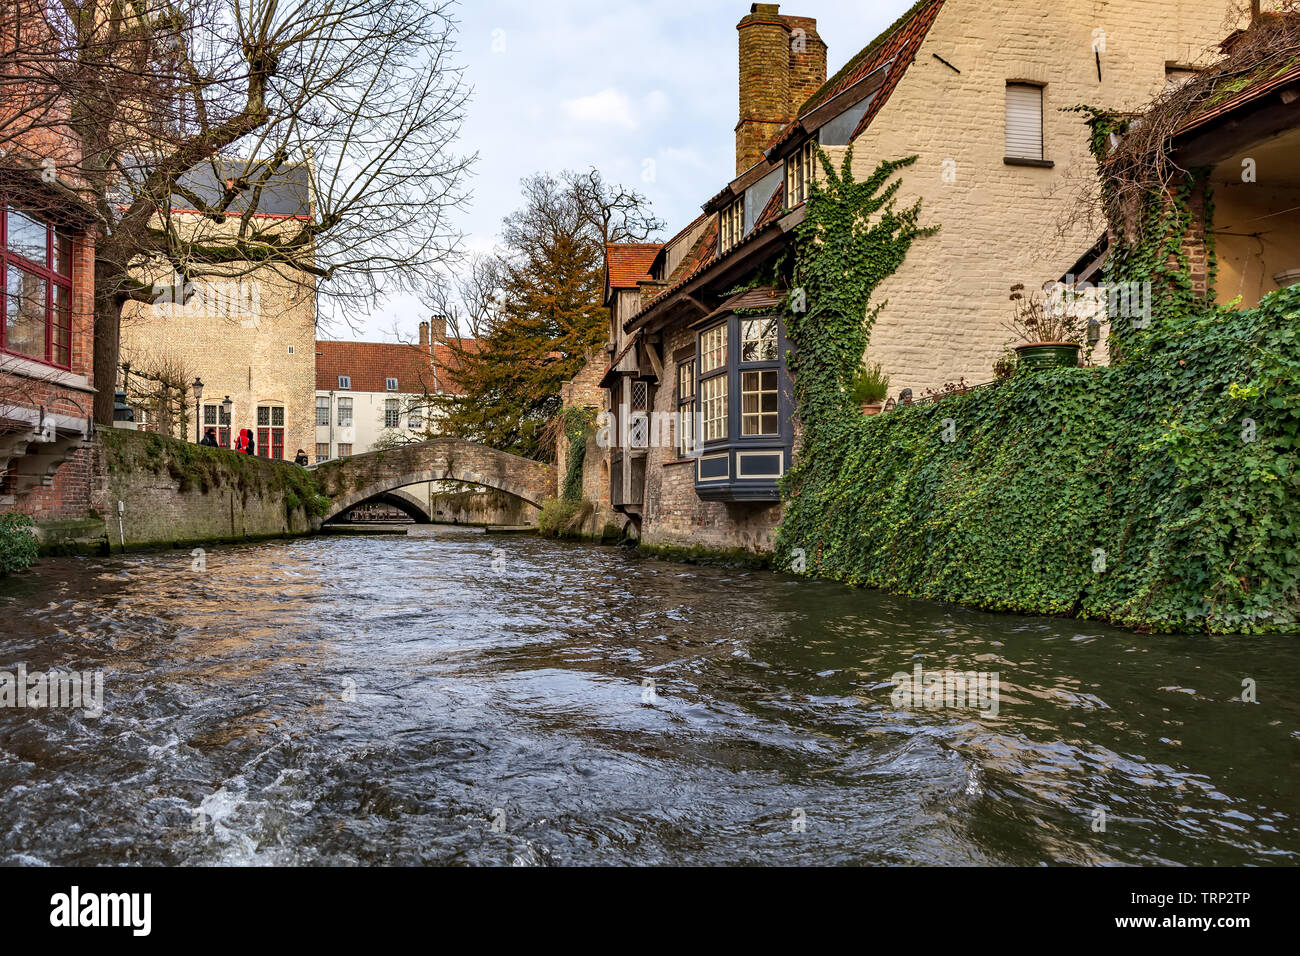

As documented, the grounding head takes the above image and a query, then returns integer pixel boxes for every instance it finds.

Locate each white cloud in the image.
[561,88,638,130]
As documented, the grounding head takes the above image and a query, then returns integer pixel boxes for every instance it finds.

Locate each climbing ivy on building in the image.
[775,148,1300,634]
[558,405,594,502]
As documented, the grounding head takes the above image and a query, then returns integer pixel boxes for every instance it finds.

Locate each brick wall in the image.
[3,223,97,522]
[638,324,781,553]
[90,429,317,550]
[845,0,1234,399]
[119,216,317,461]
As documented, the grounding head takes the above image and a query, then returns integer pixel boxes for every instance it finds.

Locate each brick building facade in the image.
[118,160,318,461]
[583,0,1246,555]
[0,10,100,524]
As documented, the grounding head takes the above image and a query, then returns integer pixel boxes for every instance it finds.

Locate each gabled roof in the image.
[316,338,477,395]
[767,0,945,156]
[605,243,661,289]
[800,0,941,117]
[616,0,945,337]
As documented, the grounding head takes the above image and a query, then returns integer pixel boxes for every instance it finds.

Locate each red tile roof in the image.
[766,0,945,155]
[605,243,662,289]
[315,338,477,395]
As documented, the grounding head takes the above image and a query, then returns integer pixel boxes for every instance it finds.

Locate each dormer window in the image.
[386,377,398,391]
[719,198,744,254]
[337,375,351,390]
[786,140,817,207]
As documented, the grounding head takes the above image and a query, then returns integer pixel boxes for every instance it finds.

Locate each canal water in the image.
[0,527,1296,866]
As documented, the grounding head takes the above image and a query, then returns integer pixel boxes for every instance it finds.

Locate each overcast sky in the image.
[325,0,916,341]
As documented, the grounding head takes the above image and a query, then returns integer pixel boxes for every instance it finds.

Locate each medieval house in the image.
[592,0,1252,554]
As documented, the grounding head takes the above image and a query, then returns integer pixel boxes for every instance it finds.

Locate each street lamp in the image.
[221,395,233,447]
[191,377,204,442]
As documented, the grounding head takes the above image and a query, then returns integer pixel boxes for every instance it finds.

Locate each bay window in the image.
[691,310,793,501]
[2,206,74,368]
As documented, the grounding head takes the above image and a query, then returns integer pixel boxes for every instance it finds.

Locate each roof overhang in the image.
[1173,67,1300,166]
[622,206,805,337]
[765,63,890,164]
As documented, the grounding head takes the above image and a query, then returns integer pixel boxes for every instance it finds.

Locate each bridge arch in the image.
[311,438,554,523]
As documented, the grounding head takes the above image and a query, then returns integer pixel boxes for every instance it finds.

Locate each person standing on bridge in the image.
[294,448,309,466]
[234,428,256,455]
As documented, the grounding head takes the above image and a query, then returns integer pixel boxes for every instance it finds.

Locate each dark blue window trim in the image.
[692,312,794,502]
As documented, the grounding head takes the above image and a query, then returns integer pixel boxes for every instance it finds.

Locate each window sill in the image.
[663,457,696,466]
[1004,157,1054,168]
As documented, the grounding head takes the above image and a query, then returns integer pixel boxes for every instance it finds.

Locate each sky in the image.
[325,0,917,342]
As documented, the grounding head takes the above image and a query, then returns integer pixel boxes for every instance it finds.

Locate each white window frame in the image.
[786,139,817,206]
[337,375,351,390]
[1005,82,1045,162]
[719,198,743,254]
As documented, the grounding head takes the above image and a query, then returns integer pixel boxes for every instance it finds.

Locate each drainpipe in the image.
[329,389,334,458]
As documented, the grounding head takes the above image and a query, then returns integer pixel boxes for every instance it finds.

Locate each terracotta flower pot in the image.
[1014,341,1081,370]
[860,401,884,416]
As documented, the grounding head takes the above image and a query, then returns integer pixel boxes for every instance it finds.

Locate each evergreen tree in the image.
[440,169,661,459]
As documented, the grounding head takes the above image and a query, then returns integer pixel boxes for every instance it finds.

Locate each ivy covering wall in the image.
[776,150,1300,634]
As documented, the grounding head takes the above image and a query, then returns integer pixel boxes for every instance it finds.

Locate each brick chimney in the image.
[735,4,826,175]
[428,315,447,344]
[418,320,430,347]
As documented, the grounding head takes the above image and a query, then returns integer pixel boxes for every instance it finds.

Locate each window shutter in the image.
[1005,83,1044,160]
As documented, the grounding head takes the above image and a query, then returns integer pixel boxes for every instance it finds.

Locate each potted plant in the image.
[850,361,890,415]
[1004,283,1086,370]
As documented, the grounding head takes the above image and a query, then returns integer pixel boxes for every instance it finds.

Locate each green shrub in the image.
[777,150,1300,634]
[538,497,593,538]
[0,512,39,576]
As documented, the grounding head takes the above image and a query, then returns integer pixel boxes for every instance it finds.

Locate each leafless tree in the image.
[1,0,473,424]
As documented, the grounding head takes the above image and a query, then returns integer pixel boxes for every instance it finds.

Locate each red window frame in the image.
[203,403,232,448]
[0,203,74,369]
[257,404,285,460]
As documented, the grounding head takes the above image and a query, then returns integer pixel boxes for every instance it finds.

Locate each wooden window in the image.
[700,374,727,442]
[719,198,743,254]
[1,205,74,368]
[1005,83,1045,161]
[256,405,285,459]
[337,375,350,389]
[741,369,779,436]
[700,323,727,373]
[409,409,422,430]
[203,402,231,447]
[314,442,329,463]
[315,395,330,426]
[786,139,817,207]
[338,443,352,457]
[384,398,400,428]
[677,358,696,458]
[337,397,353,426]
[740,318,777,362]
[385,377,398,391]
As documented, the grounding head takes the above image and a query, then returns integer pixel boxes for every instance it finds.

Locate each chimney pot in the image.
[428,315,447,344]
[735,7,825,175]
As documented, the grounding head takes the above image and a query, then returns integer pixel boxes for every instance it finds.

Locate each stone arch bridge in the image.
[310,438,554,522]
